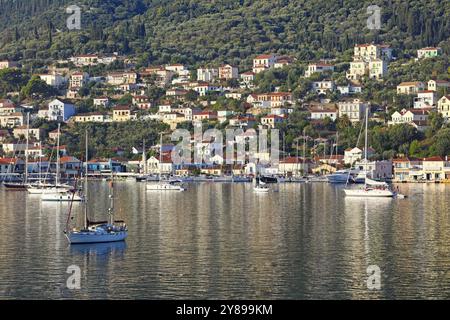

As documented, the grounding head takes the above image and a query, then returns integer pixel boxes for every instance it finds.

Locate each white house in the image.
[338,99,368,122]
[252,54,276,74]
[309,105,338,121]
[414,91,436,109]
[417,47,442,59]
[354,160,393,179]
[389,109,429,128]
[219,65,238,79]
[197,68,218,82]
[305,63,334,77]
[46,99,76,122]
[344,147,375,165]
[38,74,66,87]
[397,82,426,95]
[312,80,335,94]
[427,79,450,92]
[337,83,362,95]
[437,95,450,120]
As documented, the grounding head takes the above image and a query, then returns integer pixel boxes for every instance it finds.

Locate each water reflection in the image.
[0,182,449,299]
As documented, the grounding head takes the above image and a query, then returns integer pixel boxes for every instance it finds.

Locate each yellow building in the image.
[112,105,133,122]
[437,95,450,119]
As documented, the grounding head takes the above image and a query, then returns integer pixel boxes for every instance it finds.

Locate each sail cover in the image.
[365,178,388,186]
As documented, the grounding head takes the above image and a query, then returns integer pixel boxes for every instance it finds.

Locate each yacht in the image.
[344,108,395,198]
[64,131,128,244]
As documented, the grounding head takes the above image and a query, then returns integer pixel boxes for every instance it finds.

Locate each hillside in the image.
[0,0,449,69]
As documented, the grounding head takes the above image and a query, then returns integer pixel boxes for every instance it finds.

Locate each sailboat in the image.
[344,108,395,198]
[146,133,185,191]
[253,164,270,193]
[28,124,73,194]
[64,131,128,244]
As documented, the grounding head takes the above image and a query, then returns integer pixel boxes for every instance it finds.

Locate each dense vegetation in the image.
[1,0,449,69]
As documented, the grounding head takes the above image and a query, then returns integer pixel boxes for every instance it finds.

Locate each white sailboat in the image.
[29,123,73,195]
[344,108,395,198]
[65,131,128,244]
[146,134,185,191]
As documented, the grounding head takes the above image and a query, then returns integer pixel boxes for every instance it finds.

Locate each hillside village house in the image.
[247,92,292,108]
[309,105,338,121]
[93,97,110,107]
[305,63,334,77]
[161,112,185,130]
[218,65,238,79]
[344,147,375,165]
[69,72,89,88]
[38,73,66,87]
[368,59,388,79]
[43,99,75,122]
[132,95,151,109]
[228,115,256,129]
[417,47,442,59]
[421,156,450,181]
[338,99,368,122]
[0,60,18,69]
[389,109,429,131]
[240,71,255,87]
[112,105,134,122]
[337,82,362,95]
[193,111,217,122]
[397,82,426,95]
[274,56,294,69]
[261,114,286,128]
[437,96,450,119]
[392,157,423,182]
[427,79,450,92]
[278,157,311,176]
[13,126,44,141]
[193,83,219,96]
[354,160,393,180]
[165,64,187,73]
[252,54,276,74]
[413,91,436,108]
[197,68,218,82]
[70,54,100,66]
[0,158,24,174]
[146,155,174,174]
[312,80,335,94]
[225,92,242,100]
[140,67,174,87]
[0,112,24,128]
[73,112,107,123]
[107,71,137,85]
[353,44,392,62]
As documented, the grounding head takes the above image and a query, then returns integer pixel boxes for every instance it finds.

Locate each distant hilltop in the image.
[0,0,449,66]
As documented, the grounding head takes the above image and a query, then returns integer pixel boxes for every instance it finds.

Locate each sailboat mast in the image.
[109,171,114,225]
[84,130,88,230]
[56,123,61,186]
[159,133,162,180]
[303,129,306,174]
[364,107,369,186]
[24,112,30,184]
[142,139,147,175]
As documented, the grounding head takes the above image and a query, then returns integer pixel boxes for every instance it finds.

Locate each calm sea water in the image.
[0,181,449,299]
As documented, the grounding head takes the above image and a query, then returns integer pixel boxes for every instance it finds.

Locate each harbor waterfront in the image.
[0,181,449,299]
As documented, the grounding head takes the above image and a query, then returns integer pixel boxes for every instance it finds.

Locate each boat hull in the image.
[41,193,84,201]
[67,231,128,244]
[146,183,185,191]
[344,189,394,197]
[3,183,27,190]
